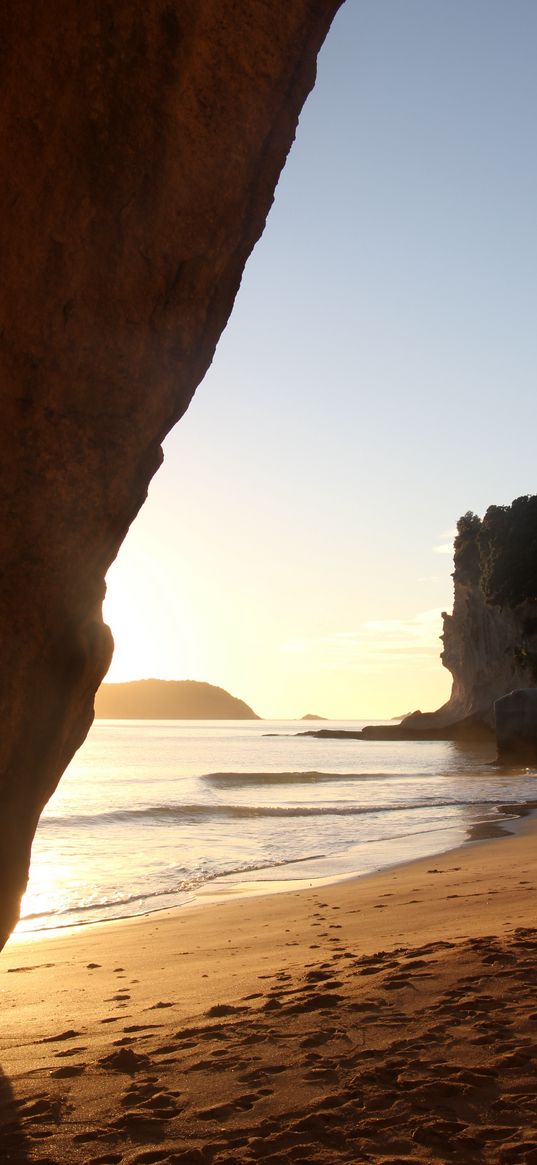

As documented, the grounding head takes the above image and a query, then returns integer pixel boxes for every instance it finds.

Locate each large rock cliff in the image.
[403,498,537,735]
[0,1,343,948]
[435,586,537,730]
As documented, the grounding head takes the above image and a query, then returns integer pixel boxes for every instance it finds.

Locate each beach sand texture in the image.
[2,818,537,1164]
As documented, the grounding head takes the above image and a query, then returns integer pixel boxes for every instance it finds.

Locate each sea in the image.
[16,719,537,937]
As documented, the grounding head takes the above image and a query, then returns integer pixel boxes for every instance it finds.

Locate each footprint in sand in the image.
[99,1047,152,1074]
[239,1067,270,1084]
[382,976,411,991]
[72,1127,114,1145]
[121,1079,182,1121]
[7,962,55,973]
[113,1110,167,1135]
[17,1094,64,1123]
[124,1023,164,1032]
[205,1002,248,1018]
[286,991,344,1014]
[50,1063,86,1078]
[303,1065,339,1083]
[40,1028,82,1043]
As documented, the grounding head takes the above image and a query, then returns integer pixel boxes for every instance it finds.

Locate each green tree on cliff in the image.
[479,495,537,608]
[453,511,482,586]
[453,496,537,608]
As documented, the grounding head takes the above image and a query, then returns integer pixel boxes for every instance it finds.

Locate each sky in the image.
[104,1,537,720]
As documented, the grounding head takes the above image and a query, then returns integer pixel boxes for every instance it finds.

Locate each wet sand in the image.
[2,814,537,1163]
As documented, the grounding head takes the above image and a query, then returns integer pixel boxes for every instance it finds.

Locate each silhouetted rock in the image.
[299,717,492,743]
[371,499,537,744]
[495,688,537,765]
[95,680,258,720]
[298,728,363,740]
[0,2,342,948]
[403,498,537,739]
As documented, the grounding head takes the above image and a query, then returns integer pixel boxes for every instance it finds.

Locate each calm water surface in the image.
[18,719,537,934]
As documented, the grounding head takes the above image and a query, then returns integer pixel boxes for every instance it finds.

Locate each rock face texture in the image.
[402,499,537,738]
[0,1,343,947]
[434,586,537,730]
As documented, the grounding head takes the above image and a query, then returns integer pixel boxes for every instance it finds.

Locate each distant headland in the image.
[95,679,259,720]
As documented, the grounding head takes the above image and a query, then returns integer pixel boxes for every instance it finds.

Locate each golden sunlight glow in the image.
[102,518,453,718]
[15,855,64,936]
[103,552,211,686]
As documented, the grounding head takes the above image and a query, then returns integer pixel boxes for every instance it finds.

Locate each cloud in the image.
[362,608,444,653]
[433,526,457,556]
[279,609,445,674]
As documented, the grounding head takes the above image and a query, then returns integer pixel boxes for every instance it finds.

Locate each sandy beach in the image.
[2,815,537,1164]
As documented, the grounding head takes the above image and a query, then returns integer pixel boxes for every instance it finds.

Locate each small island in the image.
[94,679,259,720]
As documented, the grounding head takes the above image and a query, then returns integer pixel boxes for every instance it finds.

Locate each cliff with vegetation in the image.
[95,680,258,720]
[0,1,342,948]
[403,496,537,735]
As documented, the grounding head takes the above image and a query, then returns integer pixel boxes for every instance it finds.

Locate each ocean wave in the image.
[19,852,326,925]
[203,770,389,786]
[38,797,503,828]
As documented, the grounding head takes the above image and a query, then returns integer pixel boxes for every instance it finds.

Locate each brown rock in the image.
[494,688,537,764]
[436,582,537,730]
[0,1,343,946]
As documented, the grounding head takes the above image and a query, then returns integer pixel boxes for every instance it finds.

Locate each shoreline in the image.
[15,793,534,943]
[2,811,537,1161]
[6,800,537,967]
